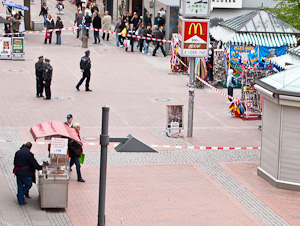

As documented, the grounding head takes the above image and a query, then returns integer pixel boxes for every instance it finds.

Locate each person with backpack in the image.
[227,69,238,103]
[76,50,92,92]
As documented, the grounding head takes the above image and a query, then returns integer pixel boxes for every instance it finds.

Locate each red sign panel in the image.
[184,21,208,43]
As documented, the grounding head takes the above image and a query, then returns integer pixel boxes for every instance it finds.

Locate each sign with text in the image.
[211,0,242,9]
[12,37,24,54]
[50,138,68,155]
[178,17,210,57]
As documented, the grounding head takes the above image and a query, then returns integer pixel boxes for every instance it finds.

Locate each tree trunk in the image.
[24,0,31,30]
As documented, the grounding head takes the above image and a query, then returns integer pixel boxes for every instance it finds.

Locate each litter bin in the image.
[31,20,44,31]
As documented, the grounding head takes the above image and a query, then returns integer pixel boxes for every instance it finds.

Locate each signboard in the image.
[179,0,210,18]
[12,37,24,54]
[0,37,12,56]
[178,17,210,57]
[166,105,184,129]
[50,138,68,155]
[211,0,242,9]
[230,44,259,67]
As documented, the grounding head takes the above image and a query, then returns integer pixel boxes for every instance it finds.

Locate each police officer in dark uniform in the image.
[76,50,92,92]
[35,56,45,98]
[43,58,53,100]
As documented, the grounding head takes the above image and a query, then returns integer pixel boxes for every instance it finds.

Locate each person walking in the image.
[118,0,125,17]
[39,2,48,27]
[64,114,73,127]
[84,11,92,38]
[43,58,53,100]
[227,69,237,103]
[90,0,99,14]
[102,11,111,41]
[35,56,45,98]
[74,11,84,38]
[114,16,122,46]
[92,12,101,44]
[55,16,64,45]
[152,25,167,57]
[68,123,85,182]
[76,50,92,92]
[13,142,42,205]
[126,23,135,52]
[142,24,152,55]
[44,14,54,44]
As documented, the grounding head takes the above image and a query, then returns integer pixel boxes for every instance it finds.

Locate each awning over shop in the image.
[210,9,300,47]
[270,54,300,69]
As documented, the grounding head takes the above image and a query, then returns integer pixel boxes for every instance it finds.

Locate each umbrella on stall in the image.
[0,16,9,23]
[30,121,82,144]
[2,0,29,11]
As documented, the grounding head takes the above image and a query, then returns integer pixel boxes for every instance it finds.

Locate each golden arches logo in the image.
[188,23,203,35]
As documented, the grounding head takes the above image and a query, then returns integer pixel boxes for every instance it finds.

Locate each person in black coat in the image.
[35,56,45,98]
[44,14,55,44]
[152,25,167,57]
[76,50,92,91]
[68,123,85,182]
[92,12,101,44]
[43,58,53,100]
[13,142,42,205]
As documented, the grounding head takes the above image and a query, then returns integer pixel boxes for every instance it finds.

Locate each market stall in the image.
[210,9,300,118]
[30,121,81,208]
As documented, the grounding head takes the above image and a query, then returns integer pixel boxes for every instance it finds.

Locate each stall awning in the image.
[210,26,297,47]
[270,54,300,69]
[30,121,81,144]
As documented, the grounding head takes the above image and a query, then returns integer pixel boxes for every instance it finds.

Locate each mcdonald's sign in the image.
[178,17,210,57]
[188,23,203,36]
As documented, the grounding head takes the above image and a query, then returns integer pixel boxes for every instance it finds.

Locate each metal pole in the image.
[187,57,195,137]
[98,106,110,226]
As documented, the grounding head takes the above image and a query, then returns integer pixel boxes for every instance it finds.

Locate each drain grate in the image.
[150,98,177,103]
[3,69,28,73]
[52,96,76,101]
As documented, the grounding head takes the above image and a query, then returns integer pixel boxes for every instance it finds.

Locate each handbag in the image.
[78,153,85,164]
[45,31,51,39]
[124,39,130,47]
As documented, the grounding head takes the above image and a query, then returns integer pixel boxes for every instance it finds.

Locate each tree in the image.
[24,0,31,30]
[268,0,300,30]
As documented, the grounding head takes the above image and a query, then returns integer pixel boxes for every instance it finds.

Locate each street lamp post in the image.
[98,106,110,226]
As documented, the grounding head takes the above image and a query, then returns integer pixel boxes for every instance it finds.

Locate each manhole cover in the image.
[150,98,177,103]
[83,137,98,141]
[52,96,75,101]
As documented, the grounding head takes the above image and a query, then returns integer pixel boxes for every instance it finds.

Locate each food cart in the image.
[30,121,81,209]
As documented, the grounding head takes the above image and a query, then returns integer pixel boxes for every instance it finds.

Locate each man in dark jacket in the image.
[68,123,85,182]
[43,58,53,100]
[35,56,45,98]
[152,25,167,57]
[76,50,92,91]
[92,12,101,44]
[13,142,42,205]
[75,11,84,38]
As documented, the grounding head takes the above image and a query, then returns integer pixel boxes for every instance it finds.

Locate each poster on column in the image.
[230,44,259,71]
[0,37,12,56]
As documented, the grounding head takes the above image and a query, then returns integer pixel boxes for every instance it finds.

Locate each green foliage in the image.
[267,0,300,30]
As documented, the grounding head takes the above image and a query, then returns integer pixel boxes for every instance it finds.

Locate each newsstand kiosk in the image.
[39,137,70,208]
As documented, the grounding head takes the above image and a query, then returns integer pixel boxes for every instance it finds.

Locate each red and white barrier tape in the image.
[0,26,171,42]
[0,139,260,150]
